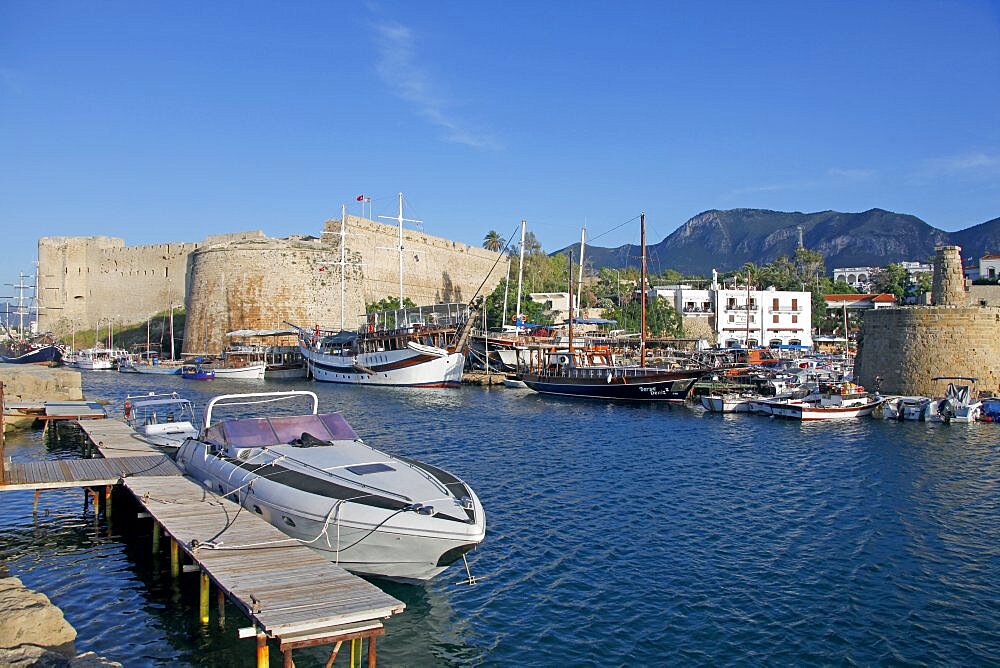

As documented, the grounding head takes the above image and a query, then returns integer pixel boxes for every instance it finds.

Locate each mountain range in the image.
[558,208,1000,276]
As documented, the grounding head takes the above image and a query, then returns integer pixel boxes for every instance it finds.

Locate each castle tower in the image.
[931,245,965,306]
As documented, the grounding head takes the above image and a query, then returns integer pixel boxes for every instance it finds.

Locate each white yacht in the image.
[123,392,199,449]
[175,391,486,582]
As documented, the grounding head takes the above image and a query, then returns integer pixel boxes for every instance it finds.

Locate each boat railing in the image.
[204,391,320,428]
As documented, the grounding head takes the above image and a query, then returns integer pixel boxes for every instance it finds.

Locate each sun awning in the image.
[225,328,299,338]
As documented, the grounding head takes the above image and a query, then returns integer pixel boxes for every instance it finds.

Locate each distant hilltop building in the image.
[963,253,1000,282]
[38,214,506,355]
[832,261,932,293]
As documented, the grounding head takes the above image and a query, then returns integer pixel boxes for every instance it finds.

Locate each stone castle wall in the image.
[38,236,197,335]
[40,219,507,354]
[180,216,506,354]
[324,215,507,307]
[854,306,1000,396]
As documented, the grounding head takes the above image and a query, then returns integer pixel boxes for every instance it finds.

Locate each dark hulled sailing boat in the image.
[521,212,707,402]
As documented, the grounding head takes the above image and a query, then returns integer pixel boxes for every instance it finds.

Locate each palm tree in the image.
[482,230,503,252]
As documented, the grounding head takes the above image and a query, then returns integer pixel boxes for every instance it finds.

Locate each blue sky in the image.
[2,1,999,276]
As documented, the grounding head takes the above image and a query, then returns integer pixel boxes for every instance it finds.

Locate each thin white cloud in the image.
[827,168,877,180]
[373,21,499,150]
[921,151,999,175]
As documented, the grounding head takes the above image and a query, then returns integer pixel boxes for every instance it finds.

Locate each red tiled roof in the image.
[824,293,897,304]
[983,254,1000,260]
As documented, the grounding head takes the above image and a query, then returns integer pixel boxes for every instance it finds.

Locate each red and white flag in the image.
[356,194,370,202]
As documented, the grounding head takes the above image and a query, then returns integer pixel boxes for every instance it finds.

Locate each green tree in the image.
[872,263,908,301]
[366,296,417,313]
[482,230,504,252]
[601,296,682,337]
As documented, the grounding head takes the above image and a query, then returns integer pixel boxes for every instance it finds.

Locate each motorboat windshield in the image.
[204,413,359,453]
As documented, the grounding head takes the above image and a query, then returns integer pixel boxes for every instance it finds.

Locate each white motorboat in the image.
[926,377,982,423]
[175,391,486,582]
[700,393,761,413]
[123,392,199,449]
[881,396,931,420]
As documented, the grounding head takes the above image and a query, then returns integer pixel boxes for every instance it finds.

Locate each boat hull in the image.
[176,442,485,582]
[210,363,266,380]
[304,345,464,387]
[0,345,63,365]
[522,368,703,402]
[119,364,183,375]
[759,399,883,420]
[700,395,756,413]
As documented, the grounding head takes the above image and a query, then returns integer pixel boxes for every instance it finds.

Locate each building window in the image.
[749,300,757,309]
[727,298,737,309]
[749,315,755,323]
[792,315,798,323]
[728,314,734,323]
[772,298,779,310]
[791,298,798,311]
[773,315,779,324]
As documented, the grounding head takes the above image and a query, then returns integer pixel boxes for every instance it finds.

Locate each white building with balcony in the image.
[650,283,812,348]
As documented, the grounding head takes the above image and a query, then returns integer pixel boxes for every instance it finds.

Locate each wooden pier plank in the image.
[122,475,404,639]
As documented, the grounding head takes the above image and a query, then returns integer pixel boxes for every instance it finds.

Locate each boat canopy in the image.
[204,413,359,449]
[225,328,298,338]
[323,330,358,346]
[566,317,618,325]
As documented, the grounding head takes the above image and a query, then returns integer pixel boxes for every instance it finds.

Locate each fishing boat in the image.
[175,391,486,582]
[118,358,183,375]
[224,330,307,379]
[521,213,709,402]
[295,303,468,388]
[754,382,883,420]
[700,393,760,413]
[123,392,199,449]
[76,347,127,370]
[181,364,215,380]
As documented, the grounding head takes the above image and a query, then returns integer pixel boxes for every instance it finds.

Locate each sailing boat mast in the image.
[567,250,575,354]
[746,268,751,348]
[378,193,422,308]
[340,204,347,330]
[514,220,526,327]
[577,227,586,309]
[640,212,647,367]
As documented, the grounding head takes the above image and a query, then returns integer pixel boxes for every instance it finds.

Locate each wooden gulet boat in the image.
[521,212,709,402]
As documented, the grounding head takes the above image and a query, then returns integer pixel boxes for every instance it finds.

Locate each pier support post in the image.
[170,538,180,578]
[33,490,40,514]
[104,485,112,521]
[324,641,343,668]
[199,571,210,625]
[256,632,269,668]
[283,648,293,668]
[350,638,361,668]
[367,636,376,668]
[152,522,160,555]
[217,589,226,628]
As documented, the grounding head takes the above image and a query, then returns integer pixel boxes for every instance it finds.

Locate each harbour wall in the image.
[853,306,1000,396]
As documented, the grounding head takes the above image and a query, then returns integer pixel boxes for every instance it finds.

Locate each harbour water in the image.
[2,373,999,665]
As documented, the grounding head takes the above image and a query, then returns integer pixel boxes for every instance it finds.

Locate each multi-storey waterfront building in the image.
[651,282,813,348]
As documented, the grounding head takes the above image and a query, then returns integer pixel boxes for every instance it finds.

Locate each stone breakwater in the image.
[0,365,83,402]
[0,576,120,667]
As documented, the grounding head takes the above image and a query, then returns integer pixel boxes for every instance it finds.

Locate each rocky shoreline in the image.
[0,575,120,667]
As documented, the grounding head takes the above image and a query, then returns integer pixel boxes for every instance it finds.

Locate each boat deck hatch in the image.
[346,463,396,476]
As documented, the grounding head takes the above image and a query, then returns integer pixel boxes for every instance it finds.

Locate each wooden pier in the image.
[0,412,406,666]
